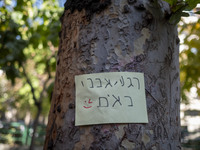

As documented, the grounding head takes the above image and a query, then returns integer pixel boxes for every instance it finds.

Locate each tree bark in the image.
[44,0,181,149]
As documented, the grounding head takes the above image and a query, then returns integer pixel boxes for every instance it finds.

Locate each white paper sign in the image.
[75,72,148,126]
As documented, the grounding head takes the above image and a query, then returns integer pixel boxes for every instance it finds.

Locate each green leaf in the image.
[163,0,177,5]
[185,0,200,11]
[169,11,189,24]
[163,0,200,24]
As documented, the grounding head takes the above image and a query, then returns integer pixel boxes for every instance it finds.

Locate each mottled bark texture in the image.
[44,0,181,149]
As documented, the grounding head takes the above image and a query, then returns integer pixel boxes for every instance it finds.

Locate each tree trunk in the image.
[44,0,181,149]
[30,105,41,150]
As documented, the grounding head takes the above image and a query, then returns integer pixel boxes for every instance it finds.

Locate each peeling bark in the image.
[44,0,180,149]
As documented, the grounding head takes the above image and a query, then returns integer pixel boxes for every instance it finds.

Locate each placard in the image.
[75,72,148,126]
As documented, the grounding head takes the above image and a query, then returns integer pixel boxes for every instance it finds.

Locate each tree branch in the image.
[22,64,38,106]
[38,54,54,103]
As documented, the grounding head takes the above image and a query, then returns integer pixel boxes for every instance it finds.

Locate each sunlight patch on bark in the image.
[134,28,150,56]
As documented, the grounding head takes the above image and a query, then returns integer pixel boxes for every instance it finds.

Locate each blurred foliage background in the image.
[0,0,200,149]
[179,13,200,103]
[0,0,63,149]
